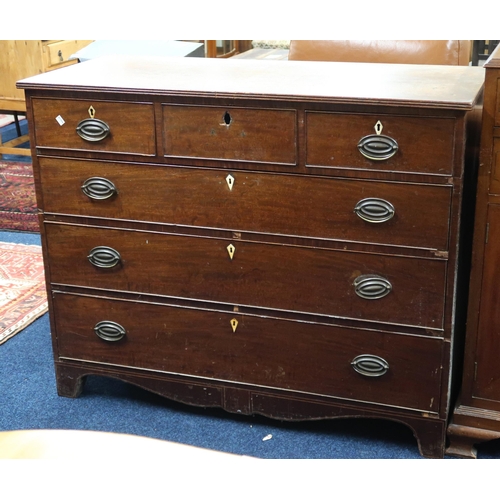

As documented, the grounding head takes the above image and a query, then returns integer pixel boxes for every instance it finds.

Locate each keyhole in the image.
[223,111,232,126]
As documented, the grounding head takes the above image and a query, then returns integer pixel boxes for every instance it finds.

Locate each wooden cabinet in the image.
[18,56,484,458]
[0,40,92,156]
[447,44,500,458]
[205,40,252,58]
[0,40,92,110]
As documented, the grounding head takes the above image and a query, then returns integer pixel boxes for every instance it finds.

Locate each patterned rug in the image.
[0,161,39,232]
[0,242,47,345]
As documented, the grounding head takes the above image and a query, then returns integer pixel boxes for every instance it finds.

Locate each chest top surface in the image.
[17,55,485,109]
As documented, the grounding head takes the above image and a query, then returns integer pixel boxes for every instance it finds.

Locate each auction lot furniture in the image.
[447,44,500,458]
[0,40,91,156]
[18,55,484,458]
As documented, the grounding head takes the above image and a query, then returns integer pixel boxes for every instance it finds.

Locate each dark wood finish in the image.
[163,104,297,163]
[44,223,447,328]
[306,112,456,175]
[32,98,156,155]
[38,158,452,250]
[447,44,500,457]
[53,292,443,412]
[18,55,484,458]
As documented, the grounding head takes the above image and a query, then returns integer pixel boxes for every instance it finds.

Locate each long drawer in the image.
[38,158,452,250]
[53,293,443,413]
[45,223,447,329]
[306,112,456,175]
[31,98,156,155]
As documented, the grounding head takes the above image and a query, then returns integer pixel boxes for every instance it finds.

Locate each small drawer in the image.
[306,112,456,175]
[53,293,443,413]
[45,224,447,329]
[163,104,297,165]
[43,40,91,69]
[31,98,156,155]
[38,158,452,251]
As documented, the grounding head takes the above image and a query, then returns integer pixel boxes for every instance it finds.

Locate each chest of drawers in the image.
[447,44,500,458]
[18,56,484,458]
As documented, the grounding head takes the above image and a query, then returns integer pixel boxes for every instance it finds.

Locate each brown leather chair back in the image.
[288,40,472,65]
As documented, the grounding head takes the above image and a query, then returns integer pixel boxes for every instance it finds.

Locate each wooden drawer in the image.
[53,293,443,413]
[43,40,92,70]
[45,224,447,329]
[306,112,456,175]
[38,158,452,251]
[31,98,156,155]
[162,104,297,164]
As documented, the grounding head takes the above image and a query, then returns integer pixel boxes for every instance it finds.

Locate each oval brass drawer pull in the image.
[351,354,389,377]
[357,134,398,161]
[88,246,122,268]
[76,118,110,142]
[81,177,117,200]
[354,198,395,223]
[94,320,126,342]
[353,274,392,300]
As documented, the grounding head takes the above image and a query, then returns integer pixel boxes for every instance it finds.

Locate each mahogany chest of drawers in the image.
[447,44,500,458]
[18,56,484,458]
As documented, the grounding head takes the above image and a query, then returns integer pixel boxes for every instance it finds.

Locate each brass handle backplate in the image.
[354,198,395,223]
[94,320,126,342]
[357,134,398,161]
[353,274,392,300]
[88,246,122,268]
[76,118,110,142]
[351,354,389,377]
[81,177,117,200]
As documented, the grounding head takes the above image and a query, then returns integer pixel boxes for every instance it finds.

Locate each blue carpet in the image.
[0,304,420,458]
[1,227,499,461]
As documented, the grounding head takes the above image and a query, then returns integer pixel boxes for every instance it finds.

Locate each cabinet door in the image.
[474,203,500,401]
[489,138,500,194]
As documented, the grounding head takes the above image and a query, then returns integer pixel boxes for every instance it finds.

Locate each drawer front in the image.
[45,224,447,328]
[44,40,91,69]
[306,112,456,175]
[53,293,443,413]
[38,158,452,250]
[163,104,297,164]
[31,98,156,155]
